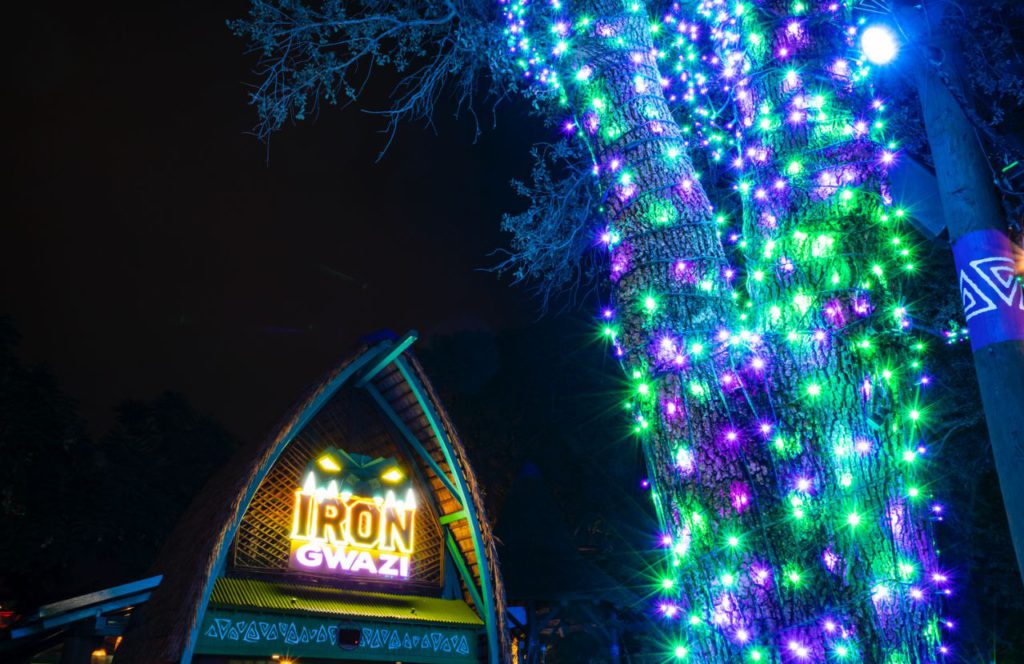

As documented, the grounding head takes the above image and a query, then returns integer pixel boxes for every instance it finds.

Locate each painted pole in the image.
[899,0,1024,584]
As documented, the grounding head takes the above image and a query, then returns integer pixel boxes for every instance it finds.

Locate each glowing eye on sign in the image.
[317,454,342,472]
[381,468,404,483]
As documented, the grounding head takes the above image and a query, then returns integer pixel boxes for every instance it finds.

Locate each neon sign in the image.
[289,450,417,579]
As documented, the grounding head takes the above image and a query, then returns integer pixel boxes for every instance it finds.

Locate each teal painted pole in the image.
[394,357,500,664]
[179,343,388,663]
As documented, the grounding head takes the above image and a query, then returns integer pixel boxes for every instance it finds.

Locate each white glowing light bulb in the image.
[861,26,898,65]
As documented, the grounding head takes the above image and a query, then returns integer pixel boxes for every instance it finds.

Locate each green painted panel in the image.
[195,608,479,663]
[210,577,483,627]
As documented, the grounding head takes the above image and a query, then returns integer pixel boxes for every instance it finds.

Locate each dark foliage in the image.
[950,1,1024,140]
[0,318,238,607]
[0,317,91,605]
[891,0,1024,229]
[419,317,665,661]
[355,320,662,586]
[87,393,239,582]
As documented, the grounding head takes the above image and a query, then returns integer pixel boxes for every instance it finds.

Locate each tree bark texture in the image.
[733,14,939,661]
[565,1,948,661]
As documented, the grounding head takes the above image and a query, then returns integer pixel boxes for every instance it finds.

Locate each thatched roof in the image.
[116,334,507,663]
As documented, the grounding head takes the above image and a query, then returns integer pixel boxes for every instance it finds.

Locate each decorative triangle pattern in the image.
[971,257,1024,308]
[198,613,476,658]
[960,269,996,320]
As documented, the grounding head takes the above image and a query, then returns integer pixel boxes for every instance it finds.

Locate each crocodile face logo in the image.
[301,448,414,502]
[289,448,417,580]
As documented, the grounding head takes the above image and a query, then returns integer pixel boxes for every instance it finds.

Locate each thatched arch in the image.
[117,332,506,663]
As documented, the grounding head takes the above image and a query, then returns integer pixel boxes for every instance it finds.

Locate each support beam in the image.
[12,592,154,640]
[364,384,465,504]
[354,331,418,388]
[387,426,447,522]
[394,357,500,664]
[31,576,162,620]
[445,531,485,616]
[179,341,390,664]
[439,510,468,525]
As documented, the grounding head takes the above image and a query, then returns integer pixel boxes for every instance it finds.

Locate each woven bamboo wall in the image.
[231,390,444,591]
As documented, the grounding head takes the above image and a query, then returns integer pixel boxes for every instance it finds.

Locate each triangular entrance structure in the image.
[117,332,506,663]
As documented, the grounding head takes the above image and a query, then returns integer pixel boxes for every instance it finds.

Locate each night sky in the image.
[5,1,549,441]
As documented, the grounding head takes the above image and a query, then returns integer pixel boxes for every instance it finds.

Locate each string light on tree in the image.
[500,0,952,660]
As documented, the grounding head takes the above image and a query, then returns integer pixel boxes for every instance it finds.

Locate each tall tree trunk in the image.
[710,3,942,660]
[733,15,940,660]
[560,0,948,660]
[572,4,762,659]
[898,0,1024,586]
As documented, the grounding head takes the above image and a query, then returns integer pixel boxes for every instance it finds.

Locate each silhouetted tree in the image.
[89,392,239,579]
[0,317,91,605]
[0,318,238,606]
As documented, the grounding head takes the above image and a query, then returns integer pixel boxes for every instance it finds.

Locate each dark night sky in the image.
[5,1,548,441]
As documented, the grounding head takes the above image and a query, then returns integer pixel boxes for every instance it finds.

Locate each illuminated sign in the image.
[289,450,417,580]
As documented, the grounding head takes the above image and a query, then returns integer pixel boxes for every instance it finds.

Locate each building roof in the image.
[4,575,163,643]
[209,577,484,627]
[116,333,506,663]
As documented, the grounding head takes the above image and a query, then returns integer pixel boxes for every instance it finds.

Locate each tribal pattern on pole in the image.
[952,229,1024,350]
[502,0,952,661]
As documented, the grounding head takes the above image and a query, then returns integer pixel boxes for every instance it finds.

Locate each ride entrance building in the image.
[8,332,507,664]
